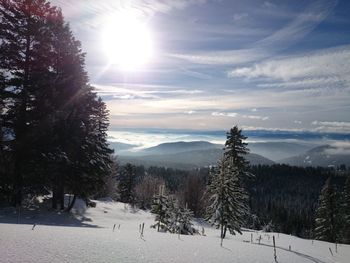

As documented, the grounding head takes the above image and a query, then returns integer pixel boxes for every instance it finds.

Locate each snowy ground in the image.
[0,199,349,263]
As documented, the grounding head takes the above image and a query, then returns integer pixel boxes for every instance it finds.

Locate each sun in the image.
[102,13,154,71]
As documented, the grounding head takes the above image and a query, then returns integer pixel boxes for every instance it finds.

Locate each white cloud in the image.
[229,45,350,83]
[243,115,269,121]
[311,121,350,133]
[294,120,302,124]
[325,141,350,155]
[171,0,336,65]
[52,0,208,28]
[212,112,238,117]
[211,112,269,121]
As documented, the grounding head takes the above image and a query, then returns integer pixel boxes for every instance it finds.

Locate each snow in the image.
[0,199,349,263]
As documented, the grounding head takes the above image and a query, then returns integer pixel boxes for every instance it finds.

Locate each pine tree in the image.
[205,157,249,245]
[0,0,58,205]
[151,185,170,232]
[224,125,250,173]
[0,0,112,208]
[340,176,350,243]
[177,204,196,235]
[314,177,339,242]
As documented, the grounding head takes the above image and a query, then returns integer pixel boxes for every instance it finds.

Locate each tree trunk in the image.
[223,226,227,239]
[66,194,76,212]
[52,185,58,209]
[58,178,65,210]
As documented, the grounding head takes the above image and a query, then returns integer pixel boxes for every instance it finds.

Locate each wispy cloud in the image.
[211,112,269,121]
[312,121,350,133]
[171,0,336,65]
[53,0,209,28]
[228,45,350,86]
[212,112,238,117]
[233,13,248,21]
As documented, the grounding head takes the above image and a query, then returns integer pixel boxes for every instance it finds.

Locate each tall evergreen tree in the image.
[205,157,249,245]
[314,177,339,242]
[0,0,112,208]
[224,125,250,173]
[340,176,350,243]
[0,0,58,205]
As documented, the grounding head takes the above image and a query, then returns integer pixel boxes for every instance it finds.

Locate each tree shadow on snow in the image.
[0,206,99,228]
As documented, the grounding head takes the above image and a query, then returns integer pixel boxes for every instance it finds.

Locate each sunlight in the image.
[102,12,154,71]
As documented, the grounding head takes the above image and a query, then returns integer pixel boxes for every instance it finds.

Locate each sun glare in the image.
[102,13,154,71]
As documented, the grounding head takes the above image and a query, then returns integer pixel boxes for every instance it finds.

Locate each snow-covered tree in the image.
[151,185,170,232]
[314,177,339,242]
[340,176,350,243]
[177,204,197,235]
[224,126,250,174]
[205,157,249,245]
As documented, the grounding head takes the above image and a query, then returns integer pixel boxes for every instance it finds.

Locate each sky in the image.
[51,0,350,142]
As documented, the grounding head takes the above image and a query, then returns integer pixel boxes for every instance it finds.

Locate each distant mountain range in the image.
[113,141,273,169]
[279,145,350,167]
[247,141,314,161]
[109,140,350,169]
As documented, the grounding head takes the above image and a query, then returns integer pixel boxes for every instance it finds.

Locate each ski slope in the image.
[0,199,349,263]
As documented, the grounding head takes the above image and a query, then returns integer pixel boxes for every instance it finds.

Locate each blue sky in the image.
[52,0,350,136]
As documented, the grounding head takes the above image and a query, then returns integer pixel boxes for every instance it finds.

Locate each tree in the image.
[340,176,350,243]
[135,176,165,209]
[0,0,58,206]
[118,163,136,204]
[314,177,339,242]
[224,125,250,173]
[151,185,170,232]
[0,0,112,209]
[205,157,249,245]
[180,174,205,217]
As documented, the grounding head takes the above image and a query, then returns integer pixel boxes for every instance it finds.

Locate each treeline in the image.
[0,0,112,209]
[114,162,349,240]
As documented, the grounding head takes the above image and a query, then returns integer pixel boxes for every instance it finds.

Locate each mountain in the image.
[118,145,274,170]
[139,141,222,155]
[108,141,138,154]
[248,141,314,161]
[279,145,350,167]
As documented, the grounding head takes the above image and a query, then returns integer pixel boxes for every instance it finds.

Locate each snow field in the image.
[0,200,349,263]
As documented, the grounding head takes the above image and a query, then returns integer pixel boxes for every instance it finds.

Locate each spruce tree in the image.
[224,125,250,173]
[151,185,170,232]
[0,0,58,205]
[205,157,249,245]
[314,177,339,242]
[0,0,112,208]
[340,176,350,243]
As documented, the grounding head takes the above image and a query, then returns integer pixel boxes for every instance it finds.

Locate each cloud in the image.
[171,0,336,65]
[325,141,350,155]
[311,121,350,133]
[243,115,269,121]
[233,13,248,21]
[211,112,269,121]
[212,112,238,117]
[52,0,209,28]
[294,120,302,124]
[229,45,350,83]
[263,1,276,9]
